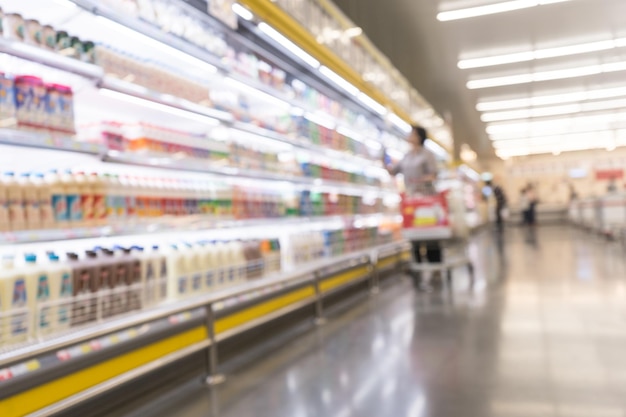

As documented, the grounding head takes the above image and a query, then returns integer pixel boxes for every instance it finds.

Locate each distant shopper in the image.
[384,126,440,288]
[525,184,538,227]
[520,187,530,226]
[486,180,507,230]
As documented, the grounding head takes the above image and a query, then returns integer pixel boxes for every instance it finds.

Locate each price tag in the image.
[0,368,13,381]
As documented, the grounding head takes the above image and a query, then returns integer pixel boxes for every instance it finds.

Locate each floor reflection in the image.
[138,226,626,417]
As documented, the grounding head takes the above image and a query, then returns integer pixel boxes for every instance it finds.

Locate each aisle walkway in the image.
[141,227,626,417]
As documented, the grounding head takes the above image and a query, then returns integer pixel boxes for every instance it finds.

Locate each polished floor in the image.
[134,226,626,417]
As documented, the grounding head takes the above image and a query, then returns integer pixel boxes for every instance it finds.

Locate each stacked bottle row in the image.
[80,122,382,186]
[0,238,281,347]
[0,170,386,232]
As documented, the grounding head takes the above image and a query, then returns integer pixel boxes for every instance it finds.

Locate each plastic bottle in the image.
[61,170,82,226]
[212,241,227,290]
[4,172,26,232]
[198,242,216,293]
[33,173,54,230]
[19,173,40,231]
[150,245,168,303]
[117,246,142,312]
[47,170,67,228]
[165,245,189,300]
[67,251,98,326]
[24,253,51,337]
[75,172,92,228]
[231,240,248,282]
[0,255,29,344]
[95,248,116,319]
[90,173,106,227]
[185,243,203,296]
[46,253,72,333]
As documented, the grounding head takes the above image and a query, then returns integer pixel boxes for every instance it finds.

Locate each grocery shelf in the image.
[0,128,104,155]
[0,37,104,81]
[0,240,405,367]
[100,77,234,124]
[0,213,395,246]
[104,151,392,195]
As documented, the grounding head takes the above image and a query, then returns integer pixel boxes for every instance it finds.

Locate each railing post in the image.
[204,303,225,386]
[313,271,326,326]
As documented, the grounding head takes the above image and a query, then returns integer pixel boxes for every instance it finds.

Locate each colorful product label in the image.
[37,275,51,329]
[67,194,82,222]
[93,194,106,220]
[52,194,68,222]
[11,278,28,336]
[59,272,72,325]
[81,195,94,222]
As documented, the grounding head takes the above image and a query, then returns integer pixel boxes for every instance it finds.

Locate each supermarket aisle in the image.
[129,227,626,417]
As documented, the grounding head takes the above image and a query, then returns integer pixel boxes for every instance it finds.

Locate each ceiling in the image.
[332,0,626,160]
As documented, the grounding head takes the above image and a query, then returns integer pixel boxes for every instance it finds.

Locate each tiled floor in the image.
[140,226,626,417]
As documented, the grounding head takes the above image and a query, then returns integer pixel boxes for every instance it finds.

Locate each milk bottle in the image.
[117,246,141,312]
[165,245,189,300]
[62,170,82,226]
[96,248,116,319]
[23,254,51,337]
[21,173,41,230]
[199,242,216,293]
[46,253,72,333]
[213,241,228,290]
[0,255,29,345]
[150,245,168,303]
[90,173,106,227]
[74,172,92,228]
[185,243,203,296]
[230,240,248,283]
[67,252,97,326]
[4,172,26,232]
[47,170,67,228]
[33,173,54,230]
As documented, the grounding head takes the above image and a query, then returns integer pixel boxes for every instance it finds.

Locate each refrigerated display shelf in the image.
[0,129,104,155]
[0,240,405,367]
[103,151,392,195]
[0,213,392,246]
[0,37,104,81]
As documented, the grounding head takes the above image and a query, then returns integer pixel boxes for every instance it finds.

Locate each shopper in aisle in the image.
[486,180,507,231]
[384,125,441,289]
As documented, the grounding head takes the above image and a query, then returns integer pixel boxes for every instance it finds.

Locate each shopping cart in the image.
[401,191,475,285]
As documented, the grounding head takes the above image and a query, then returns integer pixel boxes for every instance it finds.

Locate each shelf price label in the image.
[208,0,238,29]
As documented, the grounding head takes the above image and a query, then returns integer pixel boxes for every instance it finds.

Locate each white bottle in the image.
[150,245,168,303]
[46,170,67,229]
[0,255,30,345]
[4,172,26,232]
[46,253,72,333]
[198,242,215,293]
[229,240,247,284]
[165,245,189,300]
[23,253,51,337]
[33,173,54,230]
[20,173,41,231]
[62,170,82,227]
[185,243,203,296]
[212,241,228,290]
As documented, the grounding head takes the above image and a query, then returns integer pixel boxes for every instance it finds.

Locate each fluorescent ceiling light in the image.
[357,93,387,115]
[388,113,412,134]
[319,66,360,96]
[95,16,217,75]
[459,38,625,69]
[232,3,254,21]
[437,0,571,22]
[466,60,626,89]
[492,129,626,148]
[481,97,626,122]
[476,86,626,111]
[258,23,320,68]
[99,88,221,126]
[224,77,291,110]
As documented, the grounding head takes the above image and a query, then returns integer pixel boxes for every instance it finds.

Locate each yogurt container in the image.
[0,73,15,120]
[41,25,56,50]
[54,84,75,133]
[3,13,23,41]
[56,30,71,52]
[14,75,40,127]
[24,19,42,45]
